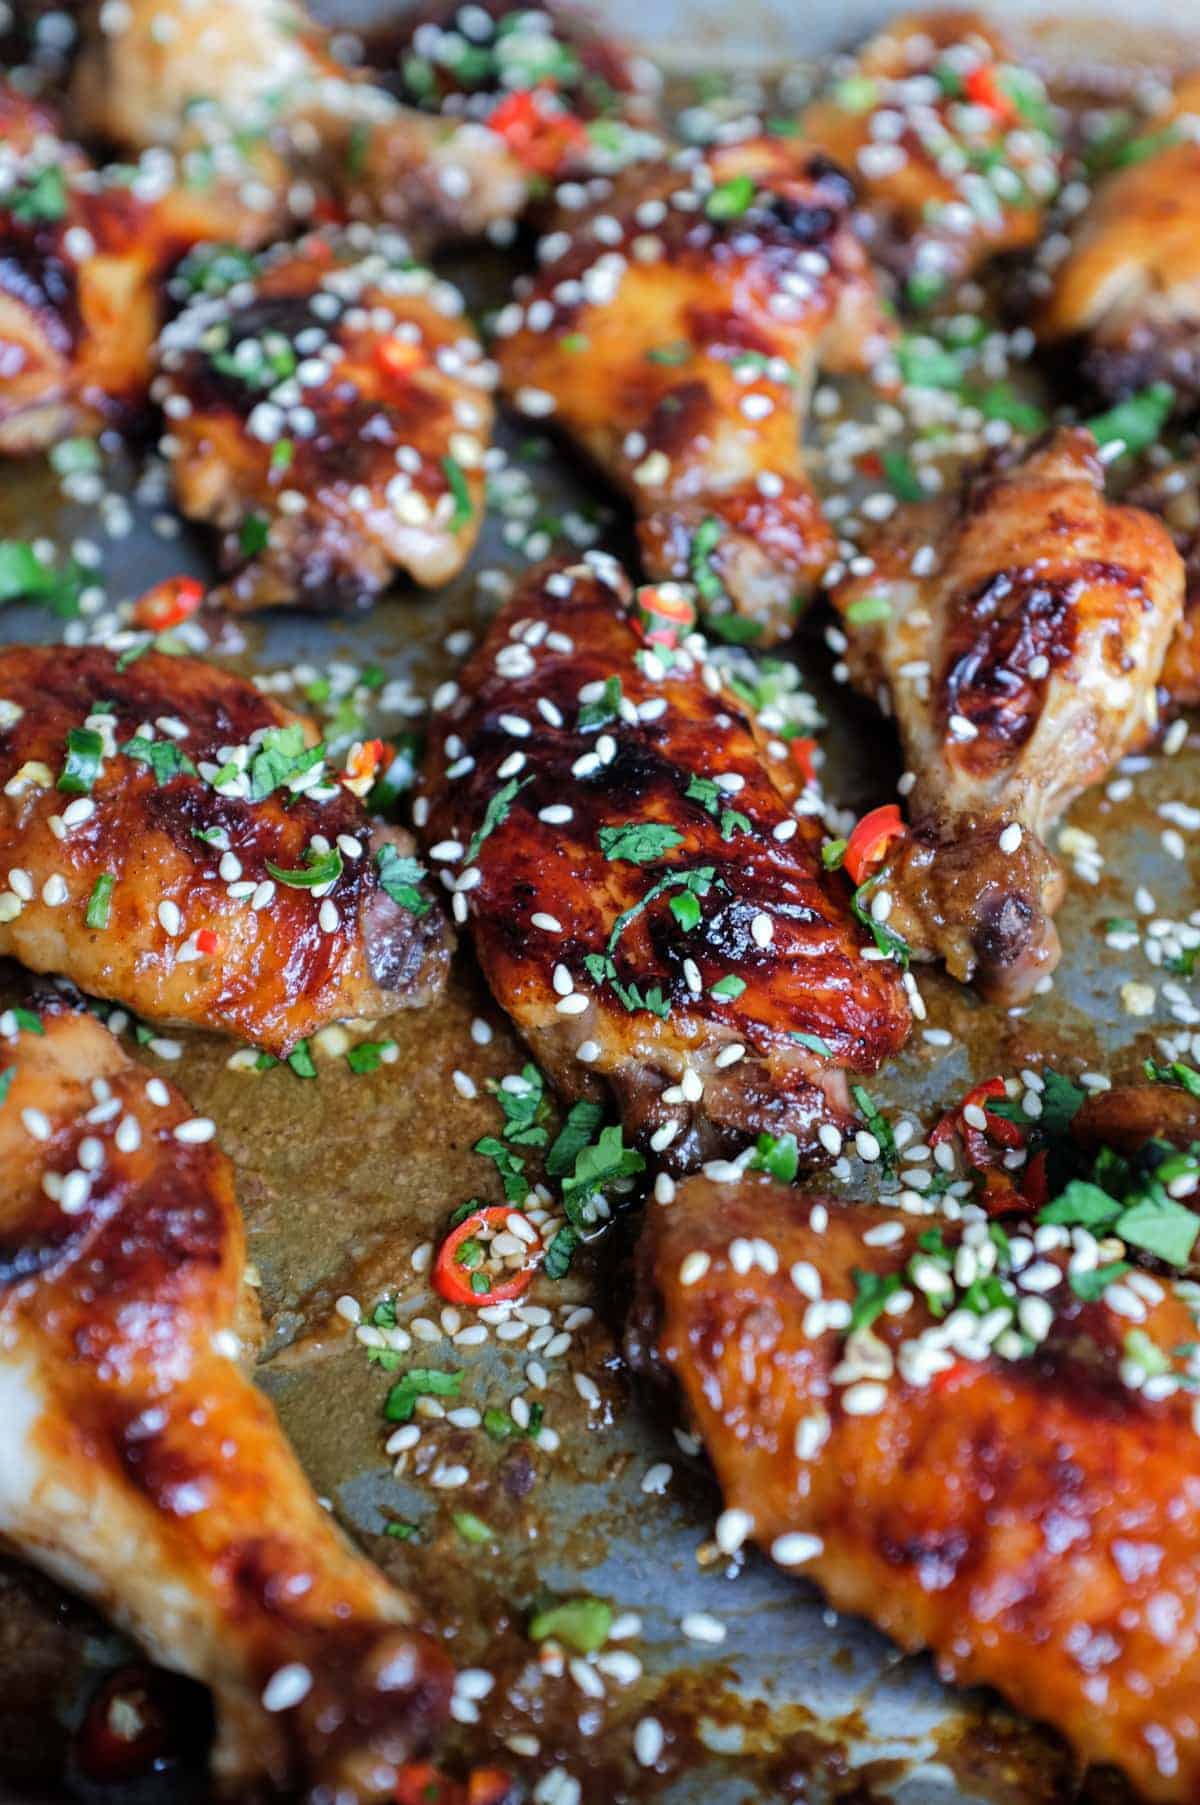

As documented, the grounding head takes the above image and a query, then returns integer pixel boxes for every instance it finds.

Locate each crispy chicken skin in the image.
[1072,1080,1200,1157]
[155,229,494,612]
[802,11,1064,288]
[495,139,892,644]
[832,428,1185,1004]
[0,646,451,1053]
[1039,76,1200,409]
[0,1004,452,1798]
[419,558,911,1170]
[69,0,526,253]
[632,1175,1200,1804]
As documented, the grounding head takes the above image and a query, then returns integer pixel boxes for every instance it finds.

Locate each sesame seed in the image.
[634,1717,665,1768]
[715,1507,754,1554]
[679,1251,710,1287]
[21,1107,51,1142]
[681,1612,726,1645]
[750,912,773,947]
[174,1117,215,1144]
[531,911,563,932]
[771,1532,824,1566]
[262,1664,312,1712]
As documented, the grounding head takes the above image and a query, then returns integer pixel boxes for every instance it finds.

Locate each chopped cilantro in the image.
[491,1063,549,1147]
[0,1068,14,1108]
[466,775,530,863]
[120,736,197,785]
[851,1085,896,1173]
[645,342,692,366]
[453,1511,492,1544]
[239,511,270,557]
[690,515,725,606]
[881,447,925,502]
[8,163,67,222]
[246,725,324,801]
[287,1040,317,1080]
[1070,1261,1130,1301]
[598,821,685,863]
[1144,1059,1200,1098]
[0,540,87,617]
[542,1224,580,1279]
[49,437,100,477]
[669,889,702,930]
[529,1596,612,1653]
[85,873,115,930]
[384,1520,419,1540]
[265,843,343,888]
[560,1123,645,1223]
[896,336,964,392]
[792,1031,832,1058]
[441,454,474,531]
[710,973,745,1001]
[375,844,431,916]
[384,1367,462,1423]
[346,1040,393,1075]
[1086,383,1174,459]
[546,1099,605,1180]
[58,725,104,794]
[473,1134,529,1203]
[578,675,622,733]
[849,1268,902,1331]
[751,1130,799,1183]
[705,174,755,219]
[845,594,891,626]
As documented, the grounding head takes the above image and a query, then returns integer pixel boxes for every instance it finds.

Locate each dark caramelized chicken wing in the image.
[1039,76,1200,409]
[69,0,526,253]
[419,558,911,1171]
[833,429,1184,1003]
[495,138,892,643]
[154,229,494,612]
[0,1004,452,1799]
[803,10,1065,289]
[633,1174,1200,1804]
[0,646,450,1052]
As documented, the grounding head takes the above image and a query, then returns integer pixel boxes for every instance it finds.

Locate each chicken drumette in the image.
[832,428,1184,1004]
[0,645,451,1052]
[802,10,1065,293]
[632,1173,1200,1805]
[68,0,526,253]
[0,1003,452,1799]
[495,137,892,644]
[1039,76,1200,410]
[155,228,494,611]
[419,557,911,1171]
[1127,457,1200,709]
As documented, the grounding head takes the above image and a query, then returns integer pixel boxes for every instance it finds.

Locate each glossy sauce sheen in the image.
[0,646,451,1052]
[0,1006,451,1797]
[635,1175,1200,1805]
[420,558,910,1169]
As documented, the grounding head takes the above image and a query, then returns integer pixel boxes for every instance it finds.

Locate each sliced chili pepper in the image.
[843,803,907,886]
[790,737,818,785]
[194,927,218,956]
[632,583,697,651]
[1020,1147,1049,1209]
[339,737,385,797]
[395,1767,516,1805]
[931,1076,1025,1175]
[434,1204,542,1307]
[489,89,588,176]
[963,64,1018,123]
[856,451,884,479]
[131,575,205,632]
[930,1357,969,1394]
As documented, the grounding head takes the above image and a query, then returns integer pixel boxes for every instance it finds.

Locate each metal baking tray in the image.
[2,6,1200,1801]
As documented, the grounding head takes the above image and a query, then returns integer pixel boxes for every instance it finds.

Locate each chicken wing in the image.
[0,645,451,1052]
[419,558,911,1171]
[154,227,494,611]
[0,1002,452,1798]
[632,1173,1200,1805]
[359,0,662,182]
[494,138,892,644]
[69,0,525,252]
[832,428,1185,1004]
[802,10,1065,291]
[1038,76,1200,409]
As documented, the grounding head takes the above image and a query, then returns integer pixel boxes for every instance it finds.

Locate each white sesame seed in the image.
[21,1107,51,1142]
[262,1664,312,1712]
[715,1507,754,1554]
[681,1612,726,1645]
[174,1117,215,1144]
[771,1532,824,1566]
[750,912,773,947]
[679,1250,710,1287]
[634,1717,665,1768]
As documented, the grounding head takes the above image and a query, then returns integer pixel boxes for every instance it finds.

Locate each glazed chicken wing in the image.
[0,645,451,1052]
[1039,76,1200,409]
[632,1174,1200,1804]
[832,428,1184,1003]
[0,1003,452,1799]
[1128,457,1200,709]
[419,558,911,1171]
[360,0,663,184]
[69,0,525,253]
[802,10,1065,291]
[154,228,494,611]
[495,138,892,643]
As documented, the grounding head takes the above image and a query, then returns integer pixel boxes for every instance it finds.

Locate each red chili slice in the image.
[433,1204,542,1307]
[843,804,907,886]
[789,737,818,785]
[131,575,205,632]
[488,89,587,175]
[964,63,1018,123]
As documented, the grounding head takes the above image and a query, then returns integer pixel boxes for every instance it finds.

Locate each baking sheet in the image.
[4,8,1200,1802]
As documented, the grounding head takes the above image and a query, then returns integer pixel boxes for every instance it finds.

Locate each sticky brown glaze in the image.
[802,11,1065,289]
[1128,458,1200,710]
[0,1005,452,1799]
[1073,1082,1200,1156]
[495,138,892,644]
[69,0,526,254]
[832,428,1184,1004]
[632,1174,1200,1805]
[360,0,662,139]
[419,558,911,1171]
[1038,76,1200,410]
[0,646,451,1052]
[154,228,494,612]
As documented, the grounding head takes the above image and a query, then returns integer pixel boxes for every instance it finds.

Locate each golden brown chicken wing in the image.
[0,645,451,1052]
[1128,457,1200,709]
[495,137,892,643]
[803,10,1065,293]
[1039,76,1200,409]
[633,1173,1200,1805]
[69,0,526,253]
[832,428,1185,1004]
[0,1002,452,1799]
[154,227,494,612]
[419,558,911,1170]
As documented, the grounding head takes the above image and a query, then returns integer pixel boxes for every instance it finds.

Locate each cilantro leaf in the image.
[466,775,529,864]
[750,1130,799,1183]
[375,844,431,916]
[265,843,343,889]
[473,1134,529,1202]
[120,736,197,786]
[849,1268,902,1331]
[598,822,685,864]
[491,1063,549,1146]
[58,725,104,794]
[560,1123,645,1223]
[246,724,324,801]
[546,1098,605,1178]
[383,1367,462,1422]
